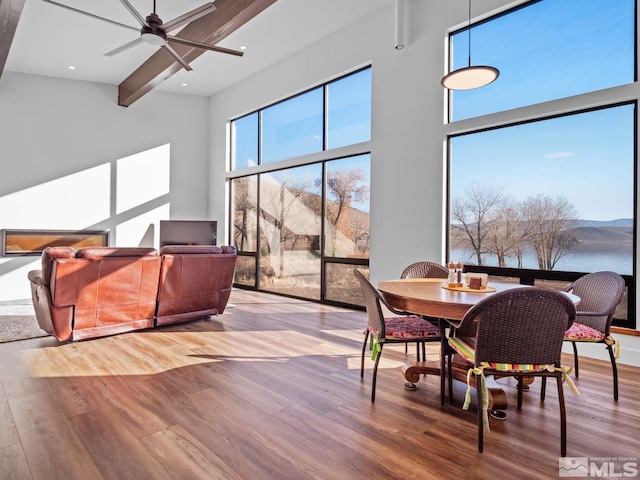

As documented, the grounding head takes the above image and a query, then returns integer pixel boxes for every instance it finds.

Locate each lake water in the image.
[451,244,633,275]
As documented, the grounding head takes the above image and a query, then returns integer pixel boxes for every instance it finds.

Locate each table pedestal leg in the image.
[401,356,508,411]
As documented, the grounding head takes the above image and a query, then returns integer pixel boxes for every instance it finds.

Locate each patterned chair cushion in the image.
[370,316,440,339]
[448,336,553,372]
[448,336,476,363]
[564,322,605,342]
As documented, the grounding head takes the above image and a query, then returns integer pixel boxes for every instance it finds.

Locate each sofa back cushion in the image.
[157,246,237,322]
[160,245,222,255]
[50,248,161,329]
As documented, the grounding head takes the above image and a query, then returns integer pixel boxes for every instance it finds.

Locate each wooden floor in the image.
[0,289,638,480]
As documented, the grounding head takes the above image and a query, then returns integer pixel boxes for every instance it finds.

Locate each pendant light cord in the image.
[467,0,472,68]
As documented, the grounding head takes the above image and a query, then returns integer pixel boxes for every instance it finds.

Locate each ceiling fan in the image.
[42,0,244,72]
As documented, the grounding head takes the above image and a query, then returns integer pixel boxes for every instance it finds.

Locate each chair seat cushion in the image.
[564,322,606,342]
[372,316,440,339]
[448,337,554,372]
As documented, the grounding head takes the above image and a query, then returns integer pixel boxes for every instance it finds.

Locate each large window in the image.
[450,104,635,274]
[229,67,371,307]
[447,0,635,121]
[445,1,636,328]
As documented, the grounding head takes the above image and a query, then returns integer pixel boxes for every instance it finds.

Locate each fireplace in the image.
[1,229,109,256]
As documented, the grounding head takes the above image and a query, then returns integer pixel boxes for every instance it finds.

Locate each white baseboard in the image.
[562,333,640,367]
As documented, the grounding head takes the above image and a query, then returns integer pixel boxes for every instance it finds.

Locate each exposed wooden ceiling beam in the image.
[0,0,26,79]
[118,0,277,107]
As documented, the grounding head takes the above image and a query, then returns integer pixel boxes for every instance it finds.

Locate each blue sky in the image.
[451,104,635,221]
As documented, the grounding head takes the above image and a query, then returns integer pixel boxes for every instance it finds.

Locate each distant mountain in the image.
[574,218,633,228]
[569,226,633,242]
[451,219,634,248]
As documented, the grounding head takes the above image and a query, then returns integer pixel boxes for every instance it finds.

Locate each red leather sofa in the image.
[28,245,237,342]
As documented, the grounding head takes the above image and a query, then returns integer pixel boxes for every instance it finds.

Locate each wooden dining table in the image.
[377,278,580,411]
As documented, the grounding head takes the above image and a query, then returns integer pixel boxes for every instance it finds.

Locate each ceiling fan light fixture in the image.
[441,65,499,90]
[141,26,166,46]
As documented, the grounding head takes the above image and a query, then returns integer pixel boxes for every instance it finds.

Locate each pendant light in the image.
[441,0,499,90]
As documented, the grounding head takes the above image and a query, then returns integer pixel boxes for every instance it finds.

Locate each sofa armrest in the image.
[29,272,74,342]
[28,269,46,287]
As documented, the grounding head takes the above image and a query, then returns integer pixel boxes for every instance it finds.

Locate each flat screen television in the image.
[159,220,217,248]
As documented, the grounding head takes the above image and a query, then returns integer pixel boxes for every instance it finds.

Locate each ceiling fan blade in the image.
[161,44,193,71]
[166,36,244,57]
[118,0,148,28]
[163,3,217,33]
[42,0,139,32]
[105,37,144,57]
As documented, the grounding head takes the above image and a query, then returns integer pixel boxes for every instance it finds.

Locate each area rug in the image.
[0,304,48,343]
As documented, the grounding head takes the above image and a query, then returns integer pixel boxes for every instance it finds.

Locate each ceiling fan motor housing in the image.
[141,12,166,45]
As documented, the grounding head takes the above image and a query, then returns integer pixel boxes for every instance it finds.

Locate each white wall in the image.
[207,0,640,365]
[0,72,210,301]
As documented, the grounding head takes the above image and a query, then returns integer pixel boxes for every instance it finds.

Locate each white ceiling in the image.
[6,0,394,98]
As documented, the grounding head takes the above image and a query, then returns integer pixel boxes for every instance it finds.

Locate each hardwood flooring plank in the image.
[70,407,170,479]
[9,391,102,480]
[187,386,352,480]
[0,345,51,400]
[154,393,312,480]
[0,442,32,480]
[0,387,21,447]
[140,425,245,480]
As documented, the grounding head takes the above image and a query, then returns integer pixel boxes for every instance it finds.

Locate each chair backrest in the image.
[354,269,386,338]
[564,271,625,335]
[461,287,576,367]
[401,261,449,279]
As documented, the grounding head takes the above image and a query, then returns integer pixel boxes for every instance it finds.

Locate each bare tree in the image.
[485,199,529,267]
[232,177,254,251]
[451,183,506,265]
[316,168,369,256]
[521,194,578,270]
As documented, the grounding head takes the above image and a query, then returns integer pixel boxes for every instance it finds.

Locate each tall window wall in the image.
[229,67,371,307]
[444,0,636,328]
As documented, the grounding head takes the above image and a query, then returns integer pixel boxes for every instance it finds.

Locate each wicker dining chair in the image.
[400,261,449,359]
[560,271,626,401]
[400,261,450,282]
[354,269,441,403]
[446,287,577,456]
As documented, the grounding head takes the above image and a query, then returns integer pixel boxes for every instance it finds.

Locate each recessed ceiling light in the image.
[182,83,188,86]
[240,45,247,50]
[68,66,76,70]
